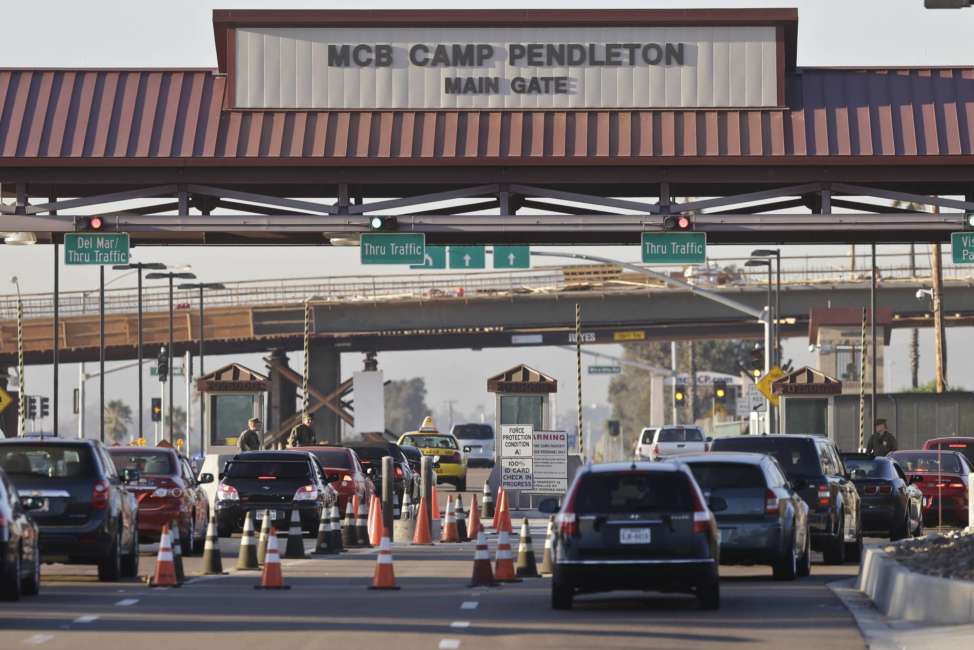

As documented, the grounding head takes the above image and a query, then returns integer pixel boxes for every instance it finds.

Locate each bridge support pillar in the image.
[309,343,341,445]
[266,349,297,442]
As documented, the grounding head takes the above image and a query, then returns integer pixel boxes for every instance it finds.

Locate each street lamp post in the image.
[750,249,781,366]
[113,263,166,442]
[10,277,24,437]
[147,270,197,445]
[178,282,225,455]
[746,258,775,433]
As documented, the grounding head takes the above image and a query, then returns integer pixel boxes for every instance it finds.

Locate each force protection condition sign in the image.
[500,425,567,493]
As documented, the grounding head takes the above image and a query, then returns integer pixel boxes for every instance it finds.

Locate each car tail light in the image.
[692,489,711,534]
[342,475,352,482]
[217,483,239,501]
[936,481,965,490]
[817,484,830,506]
[878,485,893,495]
[556,512,577,537]
[293,484,319,501]
[765,489,780,515]
[151,487,183,498]
[92,480,110,509]
[395,466,404,479]
[863,485,877,495]
[948,444,968,449]
[651,444,660,460]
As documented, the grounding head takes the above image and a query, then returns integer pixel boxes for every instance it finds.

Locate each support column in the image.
[308,343,341,444]
[266,349,297,439]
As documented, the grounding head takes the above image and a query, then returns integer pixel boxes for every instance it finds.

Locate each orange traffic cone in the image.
[497,488,513,533]
[493,530,521,583]
[493,487,505,530]
[431,484,441,522]
[368,535,400,590]
[467,530,499,588]
[254,528,290,590]
[369,495,384,547]
[440,495,459,543]
[148,524,180,587]
[467,495,482,540]
[411,496,434,545]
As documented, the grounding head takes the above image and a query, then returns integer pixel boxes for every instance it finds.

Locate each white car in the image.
[451,423,495,467]
[635,426,709,461]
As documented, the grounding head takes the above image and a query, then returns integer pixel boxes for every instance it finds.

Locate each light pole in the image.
[10,277,24,437]
[147,270,196,444]
[746,258,775,433]
[113,263,166,442]
[178,282,225,455]
[750,249,781,366]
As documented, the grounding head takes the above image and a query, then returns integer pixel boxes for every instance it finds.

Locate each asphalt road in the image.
[0,468,866,650]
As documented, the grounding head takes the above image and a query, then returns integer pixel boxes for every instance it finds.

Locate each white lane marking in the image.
[24,635,54,645]
[73,615,99,624]
[114,598,139,607]
[460,601,478,610]
[450,621,471,629]
[438,641,461,650]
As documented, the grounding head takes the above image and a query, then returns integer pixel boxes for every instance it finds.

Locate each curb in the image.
[858,547,974,625]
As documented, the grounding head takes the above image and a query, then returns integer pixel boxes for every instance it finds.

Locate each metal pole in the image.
[575,303,583,460]
[421,455,433,539]
[99,267,105,443]
[381,456,394,542]
[137,267,144,441]
[78,363,85,439]
[775,250,781,367]
[16,295,24,437]
[932,241,947,392]
[764,315,773,434]
[766,265,776,433]
[870,243,878,425]
[199,286,205,455]
[858,309,867,452]
[670,341,678,425]
[185,351,192,457]
[160,380,166,446]
[53,243,59,436]
[168,276,174,444]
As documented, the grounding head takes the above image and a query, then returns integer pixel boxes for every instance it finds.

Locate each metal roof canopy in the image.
[0,9,972,245]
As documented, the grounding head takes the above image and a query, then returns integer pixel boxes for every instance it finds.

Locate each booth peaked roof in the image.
[487,364,558,393]
[197,362,267,383]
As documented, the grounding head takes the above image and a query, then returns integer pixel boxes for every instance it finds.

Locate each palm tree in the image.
[103,400,133,443]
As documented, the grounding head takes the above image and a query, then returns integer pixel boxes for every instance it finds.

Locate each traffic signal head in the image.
[966,212,974,229]
[368,215,398,231]
[26,396,37,420]
[76,216,105,231]
[157,347,169,383]
[674,383,687,403]
[663,215,693,231]
[40,397,50,418]
[713,380,728,402]
[151,398,162,422]
[750,344,765,378]
[606,420,621,438]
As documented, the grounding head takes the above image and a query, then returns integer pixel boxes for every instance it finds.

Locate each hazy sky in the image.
[2,0,973,434]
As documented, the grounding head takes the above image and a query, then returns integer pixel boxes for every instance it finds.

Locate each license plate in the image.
[619,528,651,544]
[255,510,278,521]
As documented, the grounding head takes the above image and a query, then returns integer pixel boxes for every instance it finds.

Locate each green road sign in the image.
[641,232,707,264]
[64,233,130,266]
[449,245,486,269]
[588,365,622,375]
[493,245,531,269]
[952,232,974,264]
[150,366,184,378]
[360,233,425,265]
[410,245,447,269]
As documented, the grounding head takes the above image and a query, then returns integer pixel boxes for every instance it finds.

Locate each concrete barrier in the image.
[858,547,974,625]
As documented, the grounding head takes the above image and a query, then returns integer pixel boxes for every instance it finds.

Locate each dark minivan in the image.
[710,435,862,564]
[540,461,719,610]
[0,439,140,581]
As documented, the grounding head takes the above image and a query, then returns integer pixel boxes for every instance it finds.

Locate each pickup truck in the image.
[636,426,709,461]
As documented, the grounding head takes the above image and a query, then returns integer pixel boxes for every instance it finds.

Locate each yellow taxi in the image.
[398,417,468,491]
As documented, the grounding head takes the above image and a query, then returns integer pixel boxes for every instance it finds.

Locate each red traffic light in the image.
[663,215,693,231]
[76,216,104,231]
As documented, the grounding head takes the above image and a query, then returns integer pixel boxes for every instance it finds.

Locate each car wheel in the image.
[772,533,798,581]
[181,517,196,556]
[797,530,812,578]
[697,573,720,610]
[890,512,910,541]
[822,512,845,565]
[912,516,923,538]
[845,525,863,564]
[551,579,573,610]
[0,547,23,601]
[121,527,139,579]
[21,545,40,596]
[97,531,122,582]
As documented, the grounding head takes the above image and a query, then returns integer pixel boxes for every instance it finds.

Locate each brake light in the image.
[863,485,877,495]
[92,480,110,510]
[948,444,968,449]
[935,481,965,490]
[395,466,404,479]
[556,512,578,537]
[691,484,711,534]
[257,475,276,480]
[878,485,893,495]
[293,484,319,501]
[651,444,660,460]
[818,484,830,506]
[151,487,183,498]
[217,483,239,501]
[765,489,780,515]
[342,475,352,482]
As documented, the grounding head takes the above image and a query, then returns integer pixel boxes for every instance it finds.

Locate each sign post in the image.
[64,233,130,266]
[641,232,707,265]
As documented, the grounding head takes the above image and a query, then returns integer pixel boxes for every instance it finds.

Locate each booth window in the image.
[499,395,544,430]
[210,394,257,446]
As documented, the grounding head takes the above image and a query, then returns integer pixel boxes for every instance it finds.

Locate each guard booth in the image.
[772,367,843,440]
[487,364,557,432]
[196,363,268,453]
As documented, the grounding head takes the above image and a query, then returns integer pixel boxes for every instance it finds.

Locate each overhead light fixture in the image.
[3,231,37,245]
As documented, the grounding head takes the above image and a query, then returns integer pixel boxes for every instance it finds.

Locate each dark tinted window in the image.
[890,452,963,475]
[0,445,95,478]
[657,428,704,442]
[641,429,657,444]
[225,460,312,479]
[109,450,176,476]
[926,441,974,466]
[453,424,493,440]
[351,447,392,464]
[844,458,892,479]
[574,472,693,514]
[710,438,820,477]
[687,463,767,490]
[312,450,353,469]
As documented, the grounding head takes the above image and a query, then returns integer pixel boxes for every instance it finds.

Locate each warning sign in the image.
[500,424,534,458]
[499,426,568,493]
[501,457,534,490]
[532,431,568,493]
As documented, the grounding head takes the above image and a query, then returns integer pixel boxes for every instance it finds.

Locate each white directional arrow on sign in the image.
[463,253,471,267]
[508,253,516,265]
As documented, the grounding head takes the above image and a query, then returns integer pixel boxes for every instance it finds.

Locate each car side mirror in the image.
[537,497,560,514]
[121,468,140,484]
[197,473,214,485]
[707,496,728,512]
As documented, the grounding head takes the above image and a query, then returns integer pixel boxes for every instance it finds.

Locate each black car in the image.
[0,466,40,600]
[348,443,415,502]
[841,453,923,540]
[0,439,140,581]
[539,461,720,610]
[214,451,328,536]
[680,452,811,580]
[710,435,862,565]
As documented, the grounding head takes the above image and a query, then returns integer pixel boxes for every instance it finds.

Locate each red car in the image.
[109,447,212,553]
[294,446,374,513]
[889,450,973,527]
[923,437,974,468]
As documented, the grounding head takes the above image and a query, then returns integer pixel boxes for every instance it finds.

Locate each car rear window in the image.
[891,452,963,475]
[109,450,176,476]
[641,429,657,444]
[844,458,892,479]
[925,441,974,466]
[687,463,767,490]
[400,435,458,449]
[225,460,311,479]
[351,447,392,464]
[573,472,694,514]
[0,445,95,478]
[312,450,352,469]
[657,428,704,443]
[710,438,821,478]
[453,424,493,440]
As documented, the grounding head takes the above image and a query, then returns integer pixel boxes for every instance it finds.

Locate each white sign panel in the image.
[532,430,568,493]
[501,457,534,490]
[353,370,385,434]
[235,26,778,110]
[500,424,534,458]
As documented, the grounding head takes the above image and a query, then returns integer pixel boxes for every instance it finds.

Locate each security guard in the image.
[866,418,898,456]
[288,413,316,448]
[238,418,263,452]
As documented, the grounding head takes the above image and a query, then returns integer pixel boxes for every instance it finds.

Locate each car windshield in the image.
[710,438,821,478]
[843,458,891,479]
[658,428,704,442]
[311,450,352,469]
[401,435,458,450]
[224,460,311,479]
[0,445,95,478]
[687,463,766,489]
[890,452,963,475]
[574,472,693,514]
[109,450,175,476]
[453,424,493,440]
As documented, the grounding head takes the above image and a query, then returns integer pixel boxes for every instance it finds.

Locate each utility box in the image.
[772,367,843,440]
